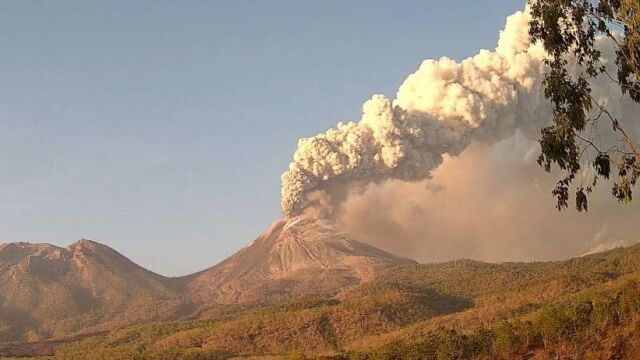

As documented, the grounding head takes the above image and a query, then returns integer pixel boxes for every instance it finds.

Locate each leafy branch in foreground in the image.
[529,0,640,211]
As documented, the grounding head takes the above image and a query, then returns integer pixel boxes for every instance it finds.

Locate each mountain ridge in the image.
[33,244,640,359]
[0,217,417,343]
[5,219,637,358]
[0,237,184,342]
[184,217,416,304]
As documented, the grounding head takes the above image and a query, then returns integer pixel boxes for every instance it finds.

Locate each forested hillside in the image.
[30,245,640,359]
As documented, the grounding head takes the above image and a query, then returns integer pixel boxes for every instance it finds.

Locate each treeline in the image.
[36,247,640,359]
[337,280,640,360]
[52,279,640,359]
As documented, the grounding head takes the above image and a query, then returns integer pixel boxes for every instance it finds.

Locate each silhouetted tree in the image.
[529,0,640,210]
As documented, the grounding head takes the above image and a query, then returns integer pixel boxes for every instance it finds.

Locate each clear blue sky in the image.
[0,0,525,276]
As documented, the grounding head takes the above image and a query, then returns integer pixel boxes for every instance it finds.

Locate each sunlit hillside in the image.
[11,245,640,359]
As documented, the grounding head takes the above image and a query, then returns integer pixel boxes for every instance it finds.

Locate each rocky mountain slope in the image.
[47,245,640,360]
[0,217,415,344]
[0,240,184,342]
[185,217,416,304]
[7,218,640,359]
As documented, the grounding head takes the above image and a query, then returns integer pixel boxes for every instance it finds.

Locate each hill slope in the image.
[45,245,640,359]
[0,240,184,342]
[185,217,416,304]
[0,217,416,344]
[5,221,640,359]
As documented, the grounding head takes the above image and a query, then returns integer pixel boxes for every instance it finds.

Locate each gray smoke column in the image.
[281,9,547,217]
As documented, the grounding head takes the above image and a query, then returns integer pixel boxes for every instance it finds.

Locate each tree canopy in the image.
[528,0,639,211]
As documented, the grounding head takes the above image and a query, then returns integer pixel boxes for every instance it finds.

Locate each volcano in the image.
[0,218,415,343]
[185,217,416,304]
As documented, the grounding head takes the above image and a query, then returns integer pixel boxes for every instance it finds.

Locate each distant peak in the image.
[0,241,63,251]
[281,216,338,231]
[68,238,108,253]
[72,238,98,246]
[0,240,107,255]
[0,241,30,249]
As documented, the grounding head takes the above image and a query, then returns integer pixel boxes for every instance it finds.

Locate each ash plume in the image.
[338,137,640,263]
[281,10,548,217]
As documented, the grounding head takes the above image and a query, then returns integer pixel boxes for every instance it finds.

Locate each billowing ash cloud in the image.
[281,10,548,217]
[337,137,640,263]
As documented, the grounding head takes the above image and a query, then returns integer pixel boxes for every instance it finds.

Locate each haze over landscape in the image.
[0,0,554,276]
[3,1,640,359]
[4,0,640,277]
